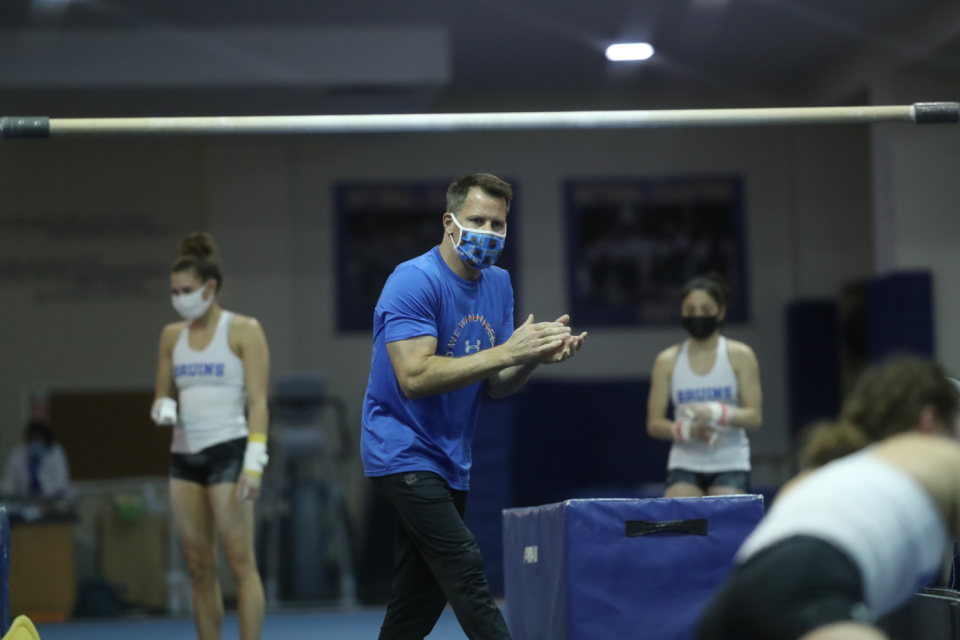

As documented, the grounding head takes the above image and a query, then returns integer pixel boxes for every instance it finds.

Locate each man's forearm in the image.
[401,347,514,399]
[487,361,539,398]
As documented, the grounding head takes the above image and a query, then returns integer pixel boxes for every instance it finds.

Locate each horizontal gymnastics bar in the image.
[1,103,958,138]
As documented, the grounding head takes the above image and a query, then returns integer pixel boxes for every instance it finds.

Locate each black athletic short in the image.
[170,437,246,486]
[696,536,871,640]
[666,468,751,493]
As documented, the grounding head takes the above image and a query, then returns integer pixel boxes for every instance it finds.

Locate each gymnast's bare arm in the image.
[647,346,681,441]
[154,322,186,402]
[230,316,270,442]
[230,315,270,501]
[727,340,763,430]
[868,432,960,540]
[386,316,572,400]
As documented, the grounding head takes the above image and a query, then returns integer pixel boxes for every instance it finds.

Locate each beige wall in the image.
[0,138,203,451]
[870,64,960,375]
[0,116,876,501]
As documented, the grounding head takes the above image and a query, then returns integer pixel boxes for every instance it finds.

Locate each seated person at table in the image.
[1,421,72,500]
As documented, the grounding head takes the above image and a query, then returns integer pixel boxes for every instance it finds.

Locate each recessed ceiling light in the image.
[605,43,655,62]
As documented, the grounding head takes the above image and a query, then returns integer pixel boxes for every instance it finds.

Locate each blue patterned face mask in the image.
[448,215,507,270]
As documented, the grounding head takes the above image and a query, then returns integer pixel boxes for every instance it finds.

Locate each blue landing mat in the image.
[36,608,472,640]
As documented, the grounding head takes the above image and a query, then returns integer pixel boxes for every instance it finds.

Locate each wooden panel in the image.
[9,522,75,618]
[99,510,167,610]
[49,391,170,480]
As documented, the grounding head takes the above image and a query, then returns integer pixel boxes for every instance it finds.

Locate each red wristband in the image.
[719,403,730,426]
[672,420,685,443]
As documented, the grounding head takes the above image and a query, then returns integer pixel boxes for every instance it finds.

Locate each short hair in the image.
[446,174,513,216]
[25,421,54,446]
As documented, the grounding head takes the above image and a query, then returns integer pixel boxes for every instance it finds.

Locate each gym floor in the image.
[35,607,472,640]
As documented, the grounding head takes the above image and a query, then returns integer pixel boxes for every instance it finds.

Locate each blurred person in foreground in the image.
[0,421,72,500]
[697,357,960,640]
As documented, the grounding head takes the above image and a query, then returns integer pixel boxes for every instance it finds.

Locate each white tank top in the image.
[737,451,949,616]
[668,337,750,472]
[171,310,248,454]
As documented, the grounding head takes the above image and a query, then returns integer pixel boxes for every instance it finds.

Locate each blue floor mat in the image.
[35,608,472,639]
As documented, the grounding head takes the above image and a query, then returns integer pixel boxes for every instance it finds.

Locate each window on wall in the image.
[566,176,748,327]
[336,182,519,332]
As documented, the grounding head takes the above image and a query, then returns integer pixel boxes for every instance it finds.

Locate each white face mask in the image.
[172,282,214,320]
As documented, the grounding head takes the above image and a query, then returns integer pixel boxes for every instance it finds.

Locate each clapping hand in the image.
[502,314,573,365]
[538,315,587,364]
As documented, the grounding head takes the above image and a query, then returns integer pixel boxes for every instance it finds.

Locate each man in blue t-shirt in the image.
[362,173,587,640]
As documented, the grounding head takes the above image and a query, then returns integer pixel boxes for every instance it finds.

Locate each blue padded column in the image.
[786,300,841,436]
[1,504,9,635]
[868,271,934,360]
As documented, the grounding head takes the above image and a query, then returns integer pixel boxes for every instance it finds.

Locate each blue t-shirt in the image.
[361,246,514,490]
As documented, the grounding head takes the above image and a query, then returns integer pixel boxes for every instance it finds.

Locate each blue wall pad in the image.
[503,496,764,640]
[868,271,934,361]
[1,505,9,635]
[512,379,671,506]
[464,396,516,596]
[786,300,841,435]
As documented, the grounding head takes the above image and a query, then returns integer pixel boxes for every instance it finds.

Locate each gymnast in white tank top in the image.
[646,275,762,497]
[171,309,248,454]
[669,336,750,473]
[151,233,271,640]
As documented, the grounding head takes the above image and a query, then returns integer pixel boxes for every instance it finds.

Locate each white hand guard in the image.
[705,402,731,427]
[242,440,269,477]
[672,419,694,443]
[151,398,178,426]
[707,425,731,448]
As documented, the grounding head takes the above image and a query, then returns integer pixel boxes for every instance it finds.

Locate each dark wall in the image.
[512,379,669,507]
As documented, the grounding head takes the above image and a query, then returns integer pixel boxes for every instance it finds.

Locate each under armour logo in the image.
[523,546,538,564]
[404,473,418,485]
[464,340,481,354]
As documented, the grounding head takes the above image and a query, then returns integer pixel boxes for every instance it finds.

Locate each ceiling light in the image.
[605,43,655,62]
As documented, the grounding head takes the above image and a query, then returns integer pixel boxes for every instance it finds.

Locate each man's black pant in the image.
[371,471,512,640]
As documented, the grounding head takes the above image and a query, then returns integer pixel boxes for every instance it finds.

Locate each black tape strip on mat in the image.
[626,519,708,537]
[0,117,50,138]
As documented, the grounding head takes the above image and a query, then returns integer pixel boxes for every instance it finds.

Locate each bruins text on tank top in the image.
[668,336,750,472]
[171,310,248,454]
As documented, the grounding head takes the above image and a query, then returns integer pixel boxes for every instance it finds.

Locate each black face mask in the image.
[682,315,720,340]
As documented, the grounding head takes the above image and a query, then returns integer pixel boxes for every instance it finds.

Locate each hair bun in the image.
[705,272,731,296]
[180,232,216,259]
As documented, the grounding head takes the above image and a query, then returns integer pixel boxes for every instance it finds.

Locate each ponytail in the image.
[800,420,870,470]
[799,357,960,470]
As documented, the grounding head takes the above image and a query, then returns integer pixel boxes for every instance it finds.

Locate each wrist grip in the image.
[243,439,269,477]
